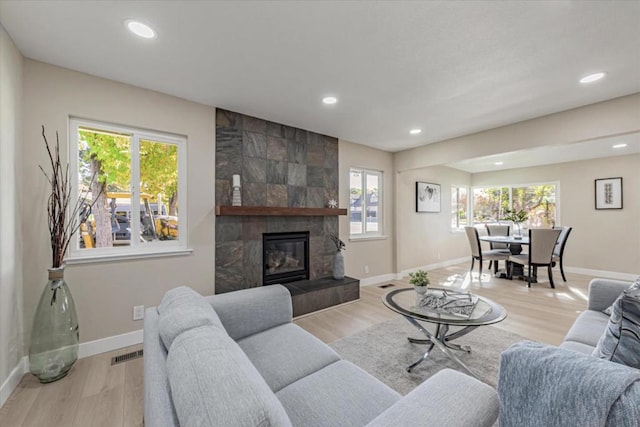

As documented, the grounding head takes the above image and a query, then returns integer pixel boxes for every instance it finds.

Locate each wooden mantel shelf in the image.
[216,206,347,216]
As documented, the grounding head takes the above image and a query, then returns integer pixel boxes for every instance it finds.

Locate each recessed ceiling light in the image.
[126,20,156,39]
[579,72,606,84]
[613,143,628,149]
[494,161,504,166]
[409,129,422,135]
[322,96,337,105]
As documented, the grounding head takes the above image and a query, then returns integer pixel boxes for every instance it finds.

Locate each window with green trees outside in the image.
[472,184,557,228]
[69,118,186,260]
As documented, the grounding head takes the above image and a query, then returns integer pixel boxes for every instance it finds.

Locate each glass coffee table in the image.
[383,287,507,378]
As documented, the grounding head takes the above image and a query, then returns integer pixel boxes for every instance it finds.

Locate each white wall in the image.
[21,60,216,347]
[473,154,640,275]
[0,24,24,399]
[339,140,396,283]
[396,166,471,272]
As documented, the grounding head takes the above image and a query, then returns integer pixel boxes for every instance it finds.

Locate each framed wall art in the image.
[416,182,441,213]
[595,177,623,210]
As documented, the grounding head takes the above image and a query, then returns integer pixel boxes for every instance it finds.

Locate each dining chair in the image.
[552,226,572,282]
[485,224,511,270]
[508,228,562,288]
[465,226,510,276]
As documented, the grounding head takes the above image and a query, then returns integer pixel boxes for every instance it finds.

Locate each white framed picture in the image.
[416,182,440,213]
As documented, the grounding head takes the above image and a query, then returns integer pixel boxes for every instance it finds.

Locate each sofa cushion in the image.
[167,325,292,427]
[367,369,499,427]
[563,310,609,347]
[276,360,401,427]
[592,286,640,369]
[158,286,223,350]
[237,323,341,392]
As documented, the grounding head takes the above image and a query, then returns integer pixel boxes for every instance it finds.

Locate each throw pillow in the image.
[603,277,640,315]
[593,285,640,369]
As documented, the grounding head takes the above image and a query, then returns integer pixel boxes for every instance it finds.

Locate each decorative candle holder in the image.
[232,174,242,206]
[232,186,242,206]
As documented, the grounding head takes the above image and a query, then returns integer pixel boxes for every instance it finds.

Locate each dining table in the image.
[478,235,536,282]
[479,235,529,255]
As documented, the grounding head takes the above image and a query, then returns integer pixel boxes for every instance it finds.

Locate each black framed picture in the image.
[416,182,441,213]
[595,177,623,210]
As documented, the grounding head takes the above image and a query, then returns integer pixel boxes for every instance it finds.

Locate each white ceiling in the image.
[1,1,639,155]
[447,132,640,173]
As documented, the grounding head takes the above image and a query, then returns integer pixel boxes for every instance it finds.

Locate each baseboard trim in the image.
[564,267,637,282]
[359,273,398,287]
[78,329,143,359]
[399,257,468,278]
[0,356,28,408]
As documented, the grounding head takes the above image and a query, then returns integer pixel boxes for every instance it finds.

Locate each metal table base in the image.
[403,316,479,378]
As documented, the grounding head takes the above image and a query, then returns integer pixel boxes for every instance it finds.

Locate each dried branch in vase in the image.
[329,233,346,252]
[39,126,101,268]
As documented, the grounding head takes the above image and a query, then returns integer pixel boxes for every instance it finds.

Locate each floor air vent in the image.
[378,284,395,289]
[111,349,143,365]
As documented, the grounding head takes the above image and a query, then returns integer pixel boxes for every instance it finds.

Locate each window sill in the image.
[65,247,193,265]
[349,235,388,242]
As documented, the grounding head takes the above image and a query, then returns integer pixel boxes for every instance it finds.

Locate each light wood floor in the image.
[1,264,596,427]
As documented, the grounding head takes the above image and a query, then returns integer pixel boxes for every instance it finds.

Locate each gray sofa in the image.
[144,284,500,427]
[497,278,640,426]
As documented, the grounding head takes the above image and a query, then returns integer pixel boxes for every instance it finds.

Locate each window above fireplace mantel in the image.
[215,206,347,216]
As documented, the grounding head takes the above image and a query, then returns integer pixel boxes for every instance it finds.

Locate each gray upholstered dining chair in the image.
[465,226,510,276]
[552,226,572,282]
[508,228,562,288]
[485,224,511,270]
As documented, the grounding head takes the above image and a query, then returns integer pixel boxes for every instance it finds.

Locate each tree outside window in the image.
[70,119,186,257]
[472,184,557,228]
[451,186,469,230]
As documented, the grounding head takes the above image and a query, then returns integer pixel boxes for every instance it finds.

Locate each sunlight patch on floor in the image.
[553,292,576,301]
[567,287,589,302]
[443,273,472,289]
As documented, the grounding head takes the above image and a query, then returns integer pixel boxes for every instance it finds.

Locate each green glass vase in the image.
[29,266,79,383]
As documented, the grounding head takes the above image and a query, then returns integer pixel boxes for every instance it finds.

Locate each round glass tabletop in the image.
[383,287,507,326]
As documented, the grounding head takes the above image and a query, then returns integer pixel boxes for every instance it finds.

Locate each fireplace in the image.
[263,231,310,286]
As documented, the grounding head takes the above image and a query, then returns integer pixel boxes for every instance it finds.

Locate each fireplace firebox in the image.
[263,231,310,285]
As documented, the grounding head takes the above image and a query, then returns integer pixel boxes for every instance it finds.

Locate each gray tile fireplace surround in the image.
[215,109,359,315]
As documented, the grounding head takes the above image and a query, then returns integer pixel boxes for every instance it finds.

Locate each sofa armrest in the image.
[587,278,631,312]
[206,284,293,340]
[143,308,180,427]
[366,369,498,427]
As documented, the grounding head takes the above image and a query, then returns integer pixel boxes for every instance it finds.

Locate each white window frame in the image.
[451,185,469,232]
[67,118,189,263]
[471,181,560,227]
[349,167,383,238]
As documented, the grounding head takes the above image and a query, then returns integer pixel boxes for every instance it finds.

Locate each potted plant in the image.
[409,269,430,295]
[502,208,528,238]
[29,126,99,383]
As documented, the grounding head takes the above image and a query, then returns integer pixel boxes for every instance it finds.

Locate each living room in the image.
[1,2,639,426]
